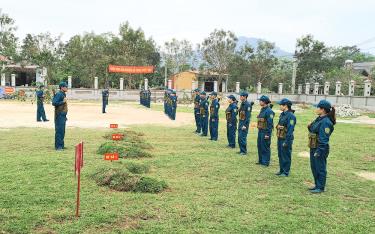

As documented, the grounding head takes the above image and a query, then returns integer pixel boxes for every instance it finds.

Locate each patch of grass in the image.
[91,168,167,193]
[134,177,168,193]
[97,141,126,157]
[126,162,151,174]
[1,105,375,233]
[97,141,152,158]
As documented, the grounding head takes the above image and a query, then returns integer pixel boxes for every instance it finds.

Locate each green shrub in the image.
[134,177,168,193]
[126,162,150,174]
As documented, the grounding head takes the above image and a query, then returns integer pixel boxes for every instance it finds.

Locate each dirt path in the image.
[0,101,193,129]
[337,116,375,125]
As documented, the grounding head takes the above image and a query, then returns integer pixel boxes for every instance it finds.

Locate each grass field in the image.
[0,104,374,233]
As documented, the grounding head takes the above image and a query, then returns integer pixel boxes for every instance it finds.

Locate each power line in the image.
[356,37,375,46]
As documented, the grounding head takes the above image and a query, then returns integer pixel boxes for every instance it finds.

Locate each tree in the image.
[295,34,329,84]
[20,32,64,84]
[248,41,277,84]
[201,29,237,83]
[0,11,18,59]
[162,38,193,74]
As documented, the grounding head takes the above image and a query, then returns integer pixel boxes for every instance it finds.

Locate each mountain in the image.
[236,36,293,58]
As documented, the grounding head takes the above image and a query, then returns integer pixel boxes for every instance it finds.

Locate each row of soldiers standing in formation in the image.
[164,89,177,120]
[140,89,151,108]
[193,88,336,193]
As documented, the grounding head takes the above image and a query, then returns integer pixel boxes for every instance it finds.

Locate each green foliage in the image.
[0,11,18,59]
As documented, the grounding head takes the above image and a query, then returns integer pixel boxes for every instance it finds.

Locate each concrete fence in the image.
[62,88,375,111]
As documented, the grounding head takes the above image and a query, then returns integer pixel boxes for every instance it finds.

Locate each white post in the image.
[201,81,205,91]
[291,59,297,94]
[68,76,72,89]
[120,78,124,90]
[144,78,148,90]
[348,80,355,96]
[213,80,218,92]
[1,73,5,86]
[314,82,319,95]
[235,81,240,93]
[364,80,371,97]
[257,82,262,94]
[168,79,172,89]
[278,83,283,95]
[324,82,330,95]
[191,80,195,91]
[221,80,226,92]
[298,84,302,94]
[195,81,199,90]
[305,83,310,95]
[94,77,98,89]
[11,74,16,87]
[335,81,342,95]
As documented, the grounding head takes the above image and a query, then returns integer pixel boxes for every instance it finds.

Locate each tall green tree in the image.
[20,32,64,84]
[295,34,329,84]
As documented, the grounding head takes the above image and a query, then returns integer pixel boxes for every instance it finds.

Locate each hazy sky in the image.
[1,0,374,53]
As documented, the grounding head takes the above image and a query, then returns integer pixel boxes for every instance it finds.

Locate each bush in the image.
[134,177,168,193]
[126,162,150,174]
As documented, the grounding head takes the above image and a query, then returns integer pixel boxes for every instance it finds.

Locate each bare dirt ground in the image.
[337,115,375,125]
[0,101,193,129]
[355,171,375,181]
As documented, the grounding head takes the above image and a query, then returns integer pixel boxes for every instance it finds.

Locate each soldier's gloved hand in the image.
[229,124,232,127]
[63,98,67,103]
[241,126,246,130]
[264,135,270,140]
[211,119,215,122]
[314,152,319,157]
[282,142,287,148]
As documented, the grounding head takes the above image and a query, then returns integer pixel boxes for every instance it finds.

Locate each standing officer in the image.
[193,88,201,133]
[36,85,49,122]
[237,91,253,155]
[209,91,220,141]
[102,88,109,113]
[308,100,336,193]
[226,95,238,148]
[170,90,177,120]
[199,91,209,136]
[52,82,68,151]
[256,95,274,166]
[275,98,296,176]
